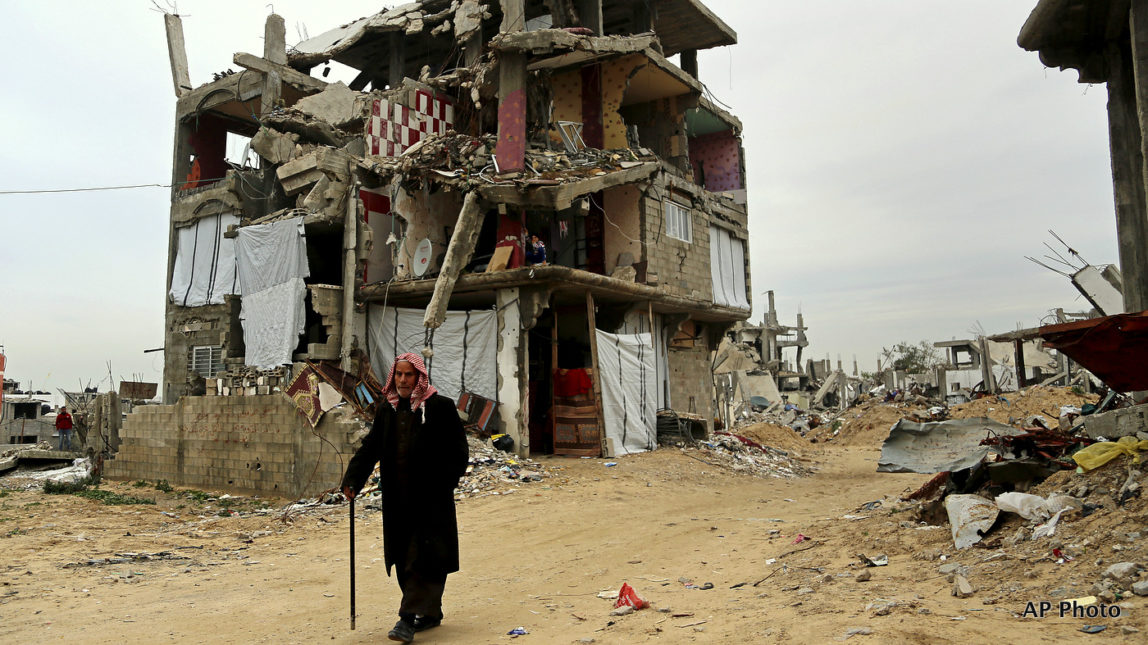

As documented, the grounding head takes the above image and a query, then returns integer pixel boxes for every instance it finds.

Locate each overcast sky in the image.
[0,1,1118,397]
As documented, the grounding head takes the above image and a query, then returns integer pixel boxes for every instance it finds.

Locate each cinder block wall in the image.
[667,342,714,432]
[641,190,714,302]
[105,395,362,498]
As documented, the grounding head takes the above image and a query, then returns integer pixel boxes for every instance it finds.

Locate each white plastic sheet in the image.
[169,213,239,306]
[235,218,310,295]
[596,330,657,455]
[240,278,307,369]
[366,305,497,403]
[236,217,310,368]
[709,225,750,310]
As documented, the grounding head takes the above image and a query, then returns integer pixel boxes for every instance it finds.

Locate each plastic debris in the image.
[944,494,999,549]
[614,583,649,610]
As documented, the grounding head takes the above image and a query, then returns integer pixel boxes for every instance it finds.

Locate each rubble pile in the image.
[455,435,562,498]
[690,432,814,479]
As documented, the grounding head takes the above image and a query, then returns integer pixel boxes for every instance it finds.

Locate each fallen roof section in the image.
[878,417,1022,474]
[1016,0,1129,83]
[1039,310,1148,392]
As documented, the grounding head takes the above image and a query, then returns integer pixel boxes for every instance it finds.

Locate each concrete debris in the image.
[692,433,813,479]
[951,574,975,598]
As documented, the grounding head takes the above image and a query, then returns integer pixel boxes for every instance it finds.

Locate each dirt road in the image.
[1,432,1144,643]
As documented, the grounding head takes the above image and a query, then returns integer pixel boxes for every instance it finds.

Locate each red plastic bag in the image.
[614,582,649,610]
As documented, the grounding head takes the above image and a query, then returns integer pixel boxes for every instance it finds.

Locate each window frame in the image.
[189,345,224,378]
[664,199,693,243]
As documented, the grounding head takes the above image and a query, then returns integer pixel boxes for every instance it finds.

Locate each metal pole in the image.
[349,496,356,630]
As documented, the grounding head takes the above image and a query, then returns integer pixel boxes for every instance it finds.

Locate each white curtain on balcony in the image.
[169,213,239,307]
[709,225,750,310]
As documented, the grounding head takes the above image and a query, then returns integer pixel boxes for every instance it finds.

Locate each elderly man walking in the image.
[342,353,469,642]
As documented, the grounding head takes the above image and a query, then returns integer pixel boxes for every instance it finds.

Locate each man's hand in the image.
[342,486,355,500]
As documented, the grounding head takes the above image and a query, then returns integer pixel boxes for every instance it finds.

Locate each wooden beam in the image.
[233,52,327,93]
[586,291,606,457]
[164,14,192,98]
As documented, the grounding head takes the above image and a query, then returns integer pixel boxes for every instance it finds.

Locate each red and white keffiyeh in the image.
[383,352,438,413]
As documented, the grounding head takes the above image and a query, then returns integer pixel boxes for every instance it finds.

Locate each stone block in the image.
[1083,403,1148,439]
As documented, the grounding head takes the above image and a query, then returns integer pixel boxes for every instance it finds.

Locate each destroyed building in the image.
[108,0,752,494]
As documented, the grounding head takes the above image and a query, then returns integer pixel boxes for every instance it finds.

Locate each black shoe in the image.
[412,615,442,632]
[388,619,415,643]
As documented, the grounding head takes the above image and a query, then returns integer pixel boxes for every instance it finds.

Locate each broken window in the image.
[179,113,259,190]
[225,132,260,169]
[664,200,692,243]
[189,345,224,378]
[11,402,37,420]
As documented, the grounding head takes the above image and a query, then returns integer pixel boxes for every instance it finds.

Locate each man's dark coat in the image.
[342,393,469,575]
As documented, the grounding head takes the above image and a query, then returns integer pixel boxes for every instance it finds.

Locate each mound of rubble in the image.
[681,430,815,479]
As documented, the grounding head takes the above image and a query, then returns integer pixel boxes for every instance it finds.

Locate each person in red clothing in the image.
[55,407,74,451]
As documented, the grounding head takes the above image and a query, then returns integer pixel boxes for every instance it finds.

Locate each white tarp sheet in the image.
[240,279,307,369]
[169,213,239,306]
[596,330,657,455]
[235,218,310,295]
[709,225,750,310]
[366,305,498,403]
[236,217,310,368]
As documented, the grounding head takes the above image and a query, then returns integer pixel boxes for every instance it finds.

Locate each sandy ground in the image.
[2,398,1146,643]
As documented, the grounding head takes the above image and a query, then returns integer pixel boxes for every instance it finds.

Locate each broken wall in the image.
[688,129,742,192]
[163,302,238,403]
[105,395,358,497]
[666,335,713,430]
[392,185,465,279]
[640,185,714,301]
[602,184,642,274]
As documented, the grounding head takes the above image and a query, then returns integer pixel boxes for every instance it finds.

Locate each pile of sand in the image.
[730,421,813,455]
[809,400,926,447]
[948,385,1098,425]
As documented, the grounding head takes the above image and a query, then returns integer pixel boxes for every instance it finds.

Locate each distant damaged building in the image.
[111,0,752,494]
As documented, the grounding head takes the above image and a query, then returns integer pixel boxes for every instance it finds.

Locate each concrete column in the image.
[681,49,698,79]
[389,33,406,89]
[1119,7,1148,311]
[163,14,191,97]
[496,288,529,455]
[496,0,527,172]
[577,0,603,34]
[340,185,360,371]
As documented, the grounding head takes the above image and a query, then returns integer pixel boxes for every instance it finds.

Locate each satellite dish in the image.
[412,238,433,278]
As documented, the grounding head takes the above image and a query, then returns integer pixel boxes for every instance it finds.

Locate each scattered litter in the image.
[614,583,649,610]
[1080,625,1107,634]
[944,494,999,550]
[508,626,528,636]
[858,553,888,567]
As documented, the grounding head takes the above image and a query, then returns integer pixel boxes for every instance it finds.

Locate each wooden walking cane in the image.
[349,494,356,630]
